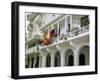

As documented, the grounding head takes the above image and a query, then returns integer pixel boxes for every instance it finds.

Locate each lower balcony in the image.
[26,46,39,55]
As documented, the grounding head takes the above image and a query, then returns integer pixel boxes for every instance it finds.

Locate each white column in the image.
[56,44,67,67]
[74,48,79,66]
[32,57,35,68]
[39,56,42,67]
[60,51,65,66]
[29,57,32,68]
[51,53,55,67]
[33,56,36,68]
[70,15,73,29]
[46,48,58,67]
[41,55,46,67]
[65,16,67,33]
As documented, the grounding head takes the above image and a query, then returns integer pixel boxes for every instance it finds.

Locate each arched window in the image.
[68,55,74,66]
[54,52,61,67]
[35,56,39,68]
[46,54,51,67]
[25,57,29,68]
[31,57,34,68]
[65,49,74,66]
[79,46,89,66]
[79,53,85,65]
[27,58,30,68]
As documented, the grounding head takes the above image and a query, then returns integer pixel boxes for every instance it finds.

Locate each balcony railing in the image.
[26,47,34,54]
[26,46,39,54]
[26,25,89,52]
[41,25,89,46]
[79,25,89,34]
[69,25,89,37]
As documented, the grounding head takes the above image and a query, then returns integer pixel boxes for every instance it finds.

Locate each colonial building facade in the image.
[25,13,89,68]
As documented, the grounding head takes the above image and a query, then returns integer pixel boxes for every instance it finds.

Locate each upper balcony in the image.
[39,25,89,50]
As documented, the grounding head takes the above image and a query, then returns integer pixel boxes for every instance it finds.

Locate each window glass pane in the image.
[81,16,89,27]
[59,19,65,35]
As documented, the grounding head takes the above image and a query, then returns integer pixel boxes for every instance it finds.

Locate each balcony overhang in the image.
[26,35,41,45]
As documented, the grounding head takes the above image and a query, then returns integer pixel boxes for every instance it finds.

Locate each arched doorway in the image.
[31,57,34,68]
[79,53,85,65]
[27,58,30,68]
[68,55,74,66]
[54,52,61,67]
[46,54,51,67]
[79,46,89,66]
[35,56,39,68]
[25,57,29,68]
[65,49,74,66]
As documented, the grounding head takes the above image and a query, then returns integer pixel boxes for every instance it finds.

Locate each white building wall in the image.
[41,14,62,28]
[25,14,89,68]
